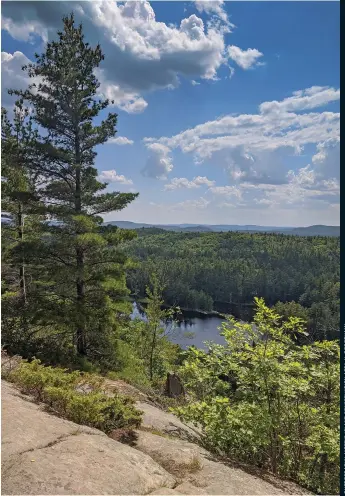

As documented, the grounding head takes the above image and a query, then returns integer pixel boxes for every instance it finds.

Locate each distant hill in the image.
[104,221,339,237]
[284,225,340,237]
[3,216,338,237]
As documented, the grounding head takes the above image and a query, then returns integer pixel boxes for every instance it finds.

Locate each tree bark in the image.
[75,133,86,355]
[18,202,27,305]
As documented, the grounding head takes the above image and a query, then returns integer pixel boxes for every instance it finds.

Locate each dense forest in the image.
[125,229,340,341]
[1,15,339,495]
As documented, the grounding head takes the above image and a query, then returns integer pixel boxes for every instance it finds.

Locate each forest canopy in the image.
[125,229,340,341]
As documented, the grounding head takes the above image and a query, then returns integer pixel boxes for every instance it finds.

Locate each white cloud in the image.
[312,137,340,180]
[260,86,340,114]
[171,197,210,210]
[94,67,148,114]
[98,170,133,185]
[209,185,242,198]
[144,86,339,190]
[141,143,173,179]
[194,1,230,24]
[143,86,339,217]
[107,136,134,146]
[287,165,315,187]
[254,198,276,207]
[1,1,252,114]
[227,45,264,70]
[1,51,35,108]
[1,16,48,42]
[164,175,215,190]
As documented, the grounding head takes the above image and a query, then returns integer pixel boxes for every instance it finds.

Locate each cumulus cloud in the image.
[209,185,242,198]
[141,143,173,179]
[227,46,263,70]
[287,165,315,187]
[1,0,252,113]
[144,86,339,212]
[107,136,134,146]
[194,1,230,24]
[98,170,133,185]
[1,51,34,107]
[312,137,340,180]
[145,86,339,175]
[164,176,215,190]
[259,86,340,114]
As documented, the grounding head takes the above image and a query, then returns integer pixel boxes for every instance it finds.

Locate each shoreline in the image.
[128,295,229,320]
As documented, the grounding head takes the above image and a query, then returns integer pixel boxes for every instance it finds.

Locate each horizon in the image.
[106,220,340,229]
[1,1,340,226]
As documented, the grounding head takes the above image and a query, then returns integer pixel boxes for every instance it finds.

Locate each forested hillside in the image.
[125,230,340,341]
[106,221,340,236]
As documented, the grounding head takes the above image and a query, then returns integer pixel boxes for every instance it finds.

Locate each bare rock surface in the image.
[133,430,206,477]
[103,378,149,402]
[1,380,104,460]
[174,482,207,494]
[136,401,201,442]
[1,381,175,495]
[2,379,312,495]
[149,489,182,495]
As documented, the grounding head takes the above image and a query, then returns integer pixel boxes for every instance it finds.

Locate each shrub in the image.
[7,359,142,433]
[173,298,339,495]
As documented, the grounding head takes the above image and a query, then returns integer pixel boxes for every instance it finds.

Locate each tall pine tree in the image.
[1,103,44,351]
[10,14,138,360]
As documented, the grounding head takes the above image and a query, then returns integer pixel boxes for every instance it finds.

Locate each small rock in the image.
[150,488,182,495]
[175,481,207,494]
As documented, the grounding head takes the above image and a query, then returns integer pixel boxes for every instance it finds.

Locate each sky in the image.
[1,1,340,227]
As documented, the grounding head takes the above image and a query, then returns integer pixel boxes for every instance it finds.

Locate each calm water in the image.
[131,302,227,349]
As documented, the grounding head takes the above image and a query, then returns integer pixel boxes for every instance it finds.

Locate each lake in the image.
[131,302,227,349]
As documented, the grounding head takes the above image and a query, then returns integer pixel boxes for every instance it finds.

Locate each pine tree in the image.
[1,103,44,350]
[10,14,138,359]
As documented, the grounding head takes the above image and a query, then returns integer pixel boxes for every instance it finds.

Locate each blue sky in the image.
[1,1,340,226]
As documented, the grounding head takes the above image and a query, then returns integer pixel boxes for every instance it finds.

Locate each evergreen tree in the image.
[10,14,138,359]
[1,103,44,351]
[144,275,180,381]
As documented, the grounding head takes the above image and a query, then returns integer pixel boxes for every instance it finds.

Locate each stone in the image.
[1,381,104,461]
[136,401,201,442]
[186,458,287,495]
[1,381,176,495]
[165,372,185,398]
[150,489,182,495]
[133,430,206,477]
[174,481,207,494]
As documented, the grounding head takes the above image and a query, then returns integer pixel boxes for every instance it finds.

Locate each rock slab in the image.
[1,381,175,495]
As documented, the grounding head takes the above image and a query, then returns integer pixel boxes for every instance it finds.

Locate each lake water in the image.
[131,302,227,349]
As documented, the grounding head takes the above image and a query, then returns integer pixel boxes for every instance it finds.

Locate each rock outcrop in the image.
[1,379,312,495]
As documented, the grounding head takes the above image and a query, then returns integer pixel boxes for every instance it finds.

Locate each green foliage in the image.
[106,340,151,388]
[1,104,46,348]
[125,231,339,340]
[125,275,181,382]
[7,359,142,432]
[3,15,139,361]
[173,299,339,494]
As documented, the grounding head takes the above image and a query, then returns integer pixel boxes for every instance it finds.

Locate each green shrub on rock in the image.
[7,359,142,433]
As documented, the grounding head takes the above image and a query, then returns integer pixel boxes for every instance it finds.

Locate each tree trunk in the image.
[17,202,27,305]
[149,326,157,381]
[75,134,86,356]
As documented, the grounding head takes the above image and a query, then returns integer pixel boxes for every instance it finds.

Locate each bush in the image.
[7,359,142,433]
[173,298,339,495]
